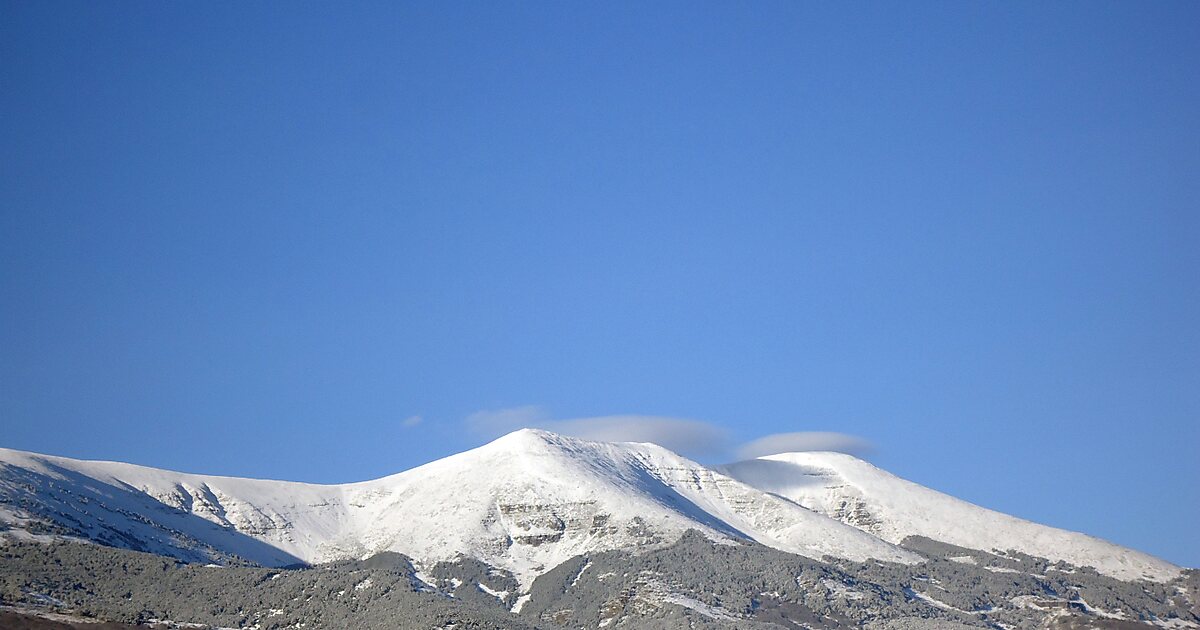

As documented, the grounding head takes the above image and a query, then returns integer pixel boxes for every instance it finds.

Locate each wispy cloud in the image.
[401,415,424,428]
[465,406,873,462]
[547,416,728,458]
[465,406,728,459]
[733,431,873,460]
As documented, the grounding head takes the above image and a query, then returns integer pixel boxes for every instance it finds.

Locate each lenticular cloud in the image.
[734,431,873,460]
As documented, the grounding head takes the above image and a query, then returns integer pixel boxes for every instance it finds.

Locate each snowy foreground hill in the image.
[1,429,1195,629]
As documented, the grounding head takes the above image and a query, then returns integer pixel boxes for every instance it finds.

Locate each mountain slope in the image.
[0,445,348,567]
[0,431,917,587]
[337,429,919,584]
[718,451,1181,583]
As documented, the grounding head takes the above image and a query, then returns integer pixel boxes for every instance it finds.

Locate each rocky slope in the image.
[2,535,1196,629]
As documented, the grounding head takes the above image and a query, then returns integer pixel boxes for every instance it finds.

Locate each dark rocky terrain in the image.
[1,534,1195,629]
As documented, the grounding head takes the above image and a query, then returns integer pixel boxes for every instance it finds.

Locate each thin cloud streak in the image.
[548,416,728,458]
[465,406,729,459]
[734,431,873,460]
[466,407,874,463]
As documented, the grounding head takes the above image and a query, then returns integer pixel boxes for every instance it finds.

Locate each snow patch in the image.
[822,578,864,601]
[510,593,532,613]
[476,582,508,602]
[903,587,971,614]
[570,560,592,587]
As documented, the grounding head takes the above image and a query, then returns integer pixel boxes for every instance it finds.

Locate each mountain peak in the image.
[496,426,558,442]
[476,427,572,455]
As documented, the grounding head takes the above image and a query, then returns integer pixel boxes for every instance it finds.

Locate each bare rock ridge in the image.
[0,428,1183,593]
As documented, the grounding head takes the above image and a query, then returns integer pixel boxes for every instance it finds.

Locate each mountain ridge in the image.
[0,430,1183,591]
[718,450,1181,583]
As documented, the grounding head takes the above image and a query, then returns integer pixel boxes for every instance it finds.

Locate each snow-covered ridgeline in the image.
[718,451,1181,583]
[0,430,913,586]
[0,429,1182,587]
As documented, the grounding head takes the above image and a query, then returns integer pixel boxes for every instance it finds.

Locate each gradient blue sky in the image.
[2,3,1197,566]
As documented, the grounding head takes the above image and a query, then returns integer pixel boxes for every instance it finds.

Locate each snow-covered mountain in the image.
[329,429,918,585]
[0,430,1181,590]
[0,430,914,587]
[718,451,1181,583]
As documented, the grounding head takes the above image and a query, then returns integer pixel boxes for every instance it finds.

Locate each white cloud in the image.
[546,416,728,458]
[465,406,728,459]
[733,431,873,460]
[401,415,424,428]
[466,406,874,463]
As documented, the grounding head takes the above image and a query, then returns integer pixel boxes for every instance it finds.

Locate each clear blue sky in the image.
[2,2,1197,567]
